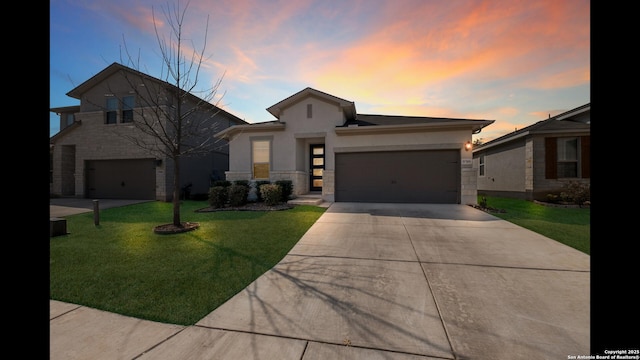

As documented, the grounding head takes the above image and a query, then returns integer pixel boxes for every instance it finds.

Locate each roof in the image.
[215,120,286,140]
[473,102,590,152]
[343,114,494,134]
[217,88,495,139]
[50,105,81,114]
[64,62,247,125]
[266,87,356,120]
[50,120,82,144]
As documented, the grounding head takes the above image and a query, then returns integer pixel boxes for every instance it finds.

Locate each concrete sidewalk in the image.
[50,202,590,359]
[50,198,154,218]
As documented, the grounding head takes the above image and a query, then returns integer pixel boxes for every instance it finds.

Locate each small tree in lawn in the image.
[116,1,226,231]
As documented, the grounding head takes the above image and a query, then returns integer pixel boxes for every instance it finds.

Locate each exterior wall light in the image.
[464,141,472,151]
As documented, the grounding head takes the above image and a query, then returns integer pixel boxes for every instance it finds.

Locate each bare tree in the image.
[115,1,226,230]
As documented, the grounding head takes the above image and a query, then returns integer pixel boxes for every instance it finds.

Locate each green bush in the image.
[228,184,249,206]
[546,193,560,203]
[208,186,228,208]
[255,180,271,202]
[212,180,231,188]
[233,180,250,188]
[260,184,282,206]
[275,180,293,202]
[560,181,590,206]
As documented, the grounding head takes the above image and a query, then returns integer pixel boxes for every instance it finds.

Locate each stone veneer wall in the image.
[461,167,478,205]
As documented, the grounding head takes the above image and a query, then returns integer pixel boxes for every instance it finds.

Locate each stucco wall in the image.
[226,94,477,204]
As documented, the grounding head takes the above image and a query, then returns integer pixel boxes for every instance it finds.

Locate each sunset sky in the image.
[50,0,590,142]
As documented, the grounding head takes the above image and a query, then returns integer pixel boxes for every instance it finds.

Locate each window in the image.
[479,155,485,176]
[122,96,135,123]
[105,97,118,124]
[252,139,271,179]
[307,104,312,118]
[65,113,74,127]
[557,137,578,178]
[545,136,589,179]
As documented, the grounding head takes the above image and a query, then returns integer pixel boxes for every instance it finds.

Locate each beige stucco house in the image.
[50,62,247,201]
[472,103,590,201]
[215,87,494,205]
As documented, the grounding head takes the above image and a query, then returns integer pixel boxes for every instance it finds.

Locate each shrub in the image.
[255,180,271,202]
[208,186,228,208]
[275,180,293,202]
[212,180,231,188]
[560,181,590,206]
[228,184,249,207]
[233,180,250,188]
[259,184,282,206]
[546,193,560,203]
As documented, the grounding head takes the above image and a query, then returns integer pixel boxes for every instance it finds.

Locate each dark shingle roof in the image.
[343,114,489,127]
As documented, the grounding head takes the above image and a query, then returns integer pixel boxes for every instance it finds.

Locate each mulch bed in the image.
[154,202,294,234]
[468,204,506,213]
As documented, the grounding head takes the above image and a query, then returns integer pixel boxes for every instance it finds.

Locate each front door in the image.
[310,144,324,192]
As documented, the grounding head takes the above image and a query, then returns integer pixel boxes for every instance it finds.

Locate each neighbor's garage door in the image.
[335,150,459,203]
[86,159,156,200]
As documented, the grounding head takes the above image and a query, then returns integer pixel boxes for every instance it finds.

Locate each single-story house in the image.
[50,62,247,201]
[472,103,590,201]
[215,87,494,204]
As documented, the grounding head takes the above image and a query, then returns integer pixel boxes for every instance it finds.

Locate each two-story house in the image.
[50,62,247,201]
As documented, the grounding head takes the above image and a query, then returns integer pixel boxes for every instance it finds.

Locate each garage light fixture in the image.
[464,141,472,151]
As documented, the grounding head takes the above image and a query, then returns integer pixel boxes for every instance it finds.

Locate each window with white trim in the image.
[557,137,578,178]
[252,139,271,179]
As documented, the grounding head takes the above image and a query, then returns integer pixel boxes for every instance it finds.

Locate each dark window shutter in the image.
[545,137,557,179]
[581,136,590,178]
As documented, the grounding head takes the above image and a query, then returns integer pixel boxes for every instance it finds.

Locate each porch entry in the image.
[310,144,324,191]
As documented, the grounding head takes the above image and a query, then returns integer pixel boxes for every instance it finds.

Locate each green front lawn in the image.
[478,196,590,255]
[50,201,326,325]
[51,197,589,326]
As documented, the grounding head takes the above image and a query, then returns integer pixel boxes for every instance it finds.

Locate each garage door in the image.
[86,159,156,200]
[335,150,459,203]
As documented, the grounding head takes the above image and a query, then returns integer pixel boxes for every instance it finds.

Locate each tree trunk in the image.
[172,156,181,226]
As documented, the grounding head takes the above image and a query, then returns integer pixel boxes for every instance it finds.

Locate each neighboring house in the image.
[472,103,590,201]
[215,87,494,204]
[50,62,247,201]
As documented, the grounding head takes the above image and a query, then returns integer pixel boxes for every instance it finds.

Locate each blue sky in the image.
[50,0,590,142]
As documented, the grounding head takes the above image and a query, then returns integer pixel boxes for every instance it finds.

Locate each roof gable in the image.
[473,102,590,151]
[63,62,246,125]
[267,87,356,120]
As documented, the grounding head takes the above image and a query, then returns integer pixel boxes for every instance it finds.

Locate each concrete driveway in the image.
[50,202,590,359]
